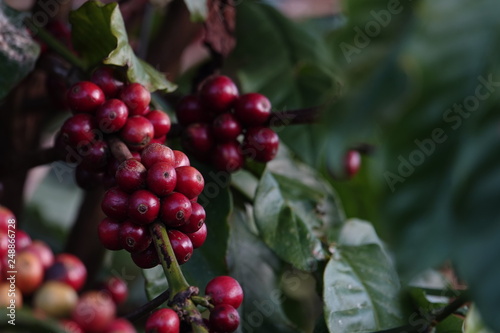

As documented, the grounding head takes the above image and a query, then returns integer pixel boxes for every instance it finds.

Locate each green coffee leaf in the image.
[69,1,176,92]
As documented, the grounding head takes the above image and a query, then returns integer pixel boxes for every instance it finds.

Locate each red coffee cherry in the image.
[79,140,109,171]
[99,276,128,305]
[119,116,154,151]
[131,243,159,269]
[146,162,177,197]
[72,291,116,333]
[186,222,207,249]
[199,75,239,114]
[101,187,129,221]
[174,166,204,200]
[45,253,87,291]
[167,230,193,265]
[66,81,105,113]
[145,308,180,333]
[212,141,244,172]
[119,220,152,253]
[60,113,97,148]
[74,166,104,190]
[91,66,124,98]
[22,240,54,270]
[345,150,361,178]
[146,110,171,138]
[181,123,214,160]
[234,93,271,126]
[242,127,279,162]
[127,189,160,225]
[205,276,244,309]
[96,99,129,133]
[115,159,147,193]
[0,205,15,232]
[103,318,136,333]
[209,304,240,333]
[98,218,122,251]
[212,113,242,142]
[160,193,192,227]
[178,202,205,233]
[173,150,190,168]
[175,95,210,126]
[16,229,32,251]
[119,83,151,116]
[140,143,175,169]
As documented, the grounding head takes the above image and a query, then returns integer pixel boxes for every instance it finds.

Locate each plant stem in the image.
[23,18,88,71]
[150,222,209,333]
[124,289,171,322]
[107,135,134,162]
[150,222,190,296]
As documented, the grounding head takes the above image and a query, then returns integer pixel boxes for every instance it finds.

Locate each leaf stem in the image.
[23,18,88,71]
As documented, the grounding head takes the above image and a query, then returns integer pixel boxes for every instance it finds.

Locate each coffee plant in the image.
[1,0,499,332]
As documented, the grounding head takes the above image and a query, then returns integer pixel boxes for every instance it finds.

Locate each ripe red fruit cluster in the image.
[56,66,171,190]
[204,276,243,332]
[0,205,135,333]
[99,143,208,268]
[144,276,243,333]
[177,75,279,173]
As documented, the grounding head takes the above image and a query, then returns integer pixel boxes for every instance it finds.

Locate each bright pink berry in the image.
[167,230,193,265]
[175,95,210,126]
[140,143,175,168]
[345,150,361,178]
[60,113,97,148]
[205,276,244,309]
[212,142,244,172]
[199,75,239,113]
[98,218,122,251]
[79,140,109,171]
[209,304,240,333]
[145,308,180,333]
[115,159,147,193]
[91,66,124,98]
[174,166,204,200]
[160,193,192,227]
[66,81,105,113]
[234,93,271,126]
[178,202,205,233]
[146,162,177,197]
[212,113,242,142]
[119,83,151,116]
[146,110,171,138]
[45,254,87,291]
[119,116,154,151]
[181,123,214,160]
[100,276,128,305]
[242,127,279,162]
[119,220,152,253]
[23,240,54,270]
[127,190,160,225]
[96,99,129,133]
[101,187,129,221]
[173,150,190,168]
[186,222,207,249]
[131,243,159,269]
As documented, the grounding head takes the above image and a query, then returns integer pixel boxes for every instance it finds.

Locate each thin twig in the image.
[124,289,171,322]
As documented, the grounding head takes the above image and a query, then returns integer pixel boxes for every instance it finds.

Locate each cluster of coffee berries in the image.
[0,205,135,333]
[56,66,171,190]
[144,275,243,333]
[99,143,207,268]
[177,75,279,173]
